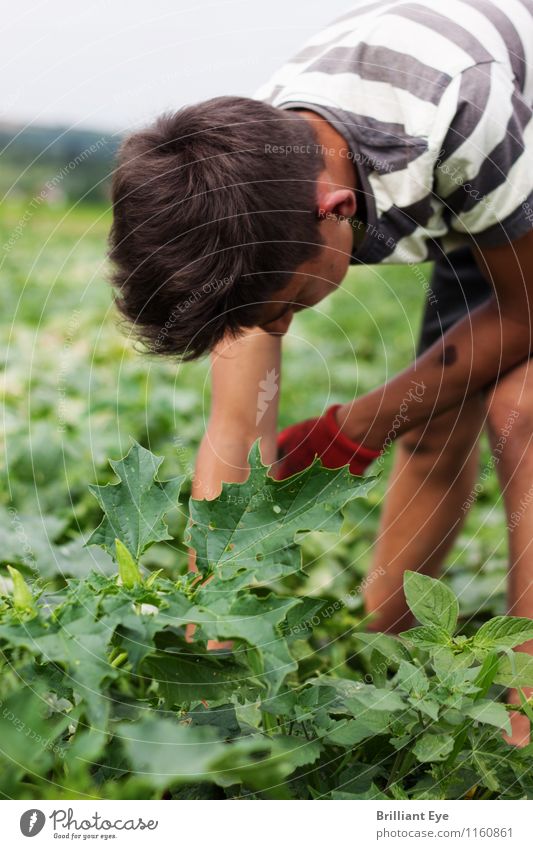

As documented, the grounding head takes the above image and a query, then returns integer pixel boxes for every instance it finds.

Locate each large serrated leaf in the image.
[188,441,377,580]
[473,616,533,651]
[404,570,459,634]
[87,440,184,559]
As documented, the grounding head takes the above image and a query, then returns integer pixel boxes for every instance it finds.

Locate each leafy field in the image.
[0,200,522,799]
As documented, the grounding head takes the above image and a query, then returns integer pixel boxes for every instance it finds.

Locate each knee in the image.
[399,416,477,477]
[486,383,532,458]
[400,424,444,458]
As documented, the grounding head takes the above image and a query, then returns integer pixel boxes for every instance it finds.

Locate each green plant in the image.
[0,440,531,800]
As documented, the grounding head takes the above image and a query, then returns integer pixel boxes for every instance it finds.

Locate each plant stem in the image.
[386,749,405,790]
[261,712,277,733]
[505,699,533,715]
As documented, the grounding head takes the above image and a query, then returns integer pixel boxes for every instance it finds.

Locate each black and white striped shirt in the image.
[255,0,533,265]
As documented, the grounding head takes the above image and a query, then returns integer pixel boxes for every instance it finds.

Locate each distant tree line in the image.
[0,123,121,204]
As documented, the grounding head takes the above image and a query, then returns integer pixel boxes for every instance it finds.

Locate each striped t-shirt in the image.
[255,0,533,266]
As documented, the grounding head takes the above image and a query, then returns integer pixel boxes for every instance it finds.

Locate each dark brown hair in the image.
[109,96,324,359]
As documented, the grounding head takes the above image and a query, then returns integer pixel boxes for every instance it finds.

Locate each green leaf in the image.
[413,732,454,763]
[6,565,35,613]
[0,509,114,579]
[117,718,225,789]
[145,654,253,706]
[330,785,388,800]
[517,689,533,724]
[261,690,298,717]
[325,712,391,746]
[400,625,451,650]
[63,725,109,777]
[494,651,533,688]
[208,735,300,796]
[473,652,500,698]
[186,703,241,740]
[348,685,406,713]
[354,631,411,663]
[274,736,322,769]
[0,615,117,724]
[282,597,329,640]
[393,660,429,696]
[433,646,475,680]
[115,538,142,587]
[0,686,71,778]
[195,588,301,695]
[409,697,440,721]
[102,599,165,669]
[464,700,511,734]
[87,440,184,559]
[188,441,377,580]
[473,616,533,651]
[468,737,520,793]
[404,570,458,634]
[122,723,304,795]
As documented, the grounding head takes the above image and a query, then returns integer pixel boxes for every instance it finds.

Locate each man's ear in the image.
[316,187,356,220]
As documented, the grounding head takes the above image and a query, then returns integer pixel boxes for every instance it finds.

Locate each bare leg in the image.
[485,361,533,746]
[364,396,485,632]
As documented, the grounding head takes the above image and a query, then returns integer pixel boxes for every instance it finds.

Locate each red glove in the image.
[275,404,381,480]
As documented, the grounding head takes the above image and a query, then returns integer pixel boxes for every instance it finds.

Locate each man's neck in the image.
[295,108,365,250]
[295,108,358,194]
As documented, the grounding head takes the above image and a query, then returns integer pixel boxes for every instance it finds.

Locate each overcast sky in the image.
[2,0,351,134]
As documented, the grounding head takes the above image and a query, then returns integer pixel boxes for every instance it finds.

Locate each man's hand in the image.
[275,404,381,479]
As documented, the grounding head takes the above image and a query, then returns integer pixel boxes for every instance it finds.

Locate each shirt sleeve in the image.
[434,60,533,247]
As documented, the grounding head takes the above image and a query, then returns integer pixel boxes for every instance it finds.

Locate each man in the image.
[109,0,533,743]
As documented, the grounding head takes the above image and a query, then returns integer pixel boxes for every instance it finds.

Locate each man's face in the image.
[259,201,355,335]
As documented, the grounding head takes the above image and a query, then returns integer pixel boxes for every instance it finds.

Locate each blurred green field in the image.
[0,200,508,620]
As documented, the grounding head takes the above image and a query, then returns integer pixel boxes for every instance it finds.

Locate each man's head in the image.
[109,96,356,359]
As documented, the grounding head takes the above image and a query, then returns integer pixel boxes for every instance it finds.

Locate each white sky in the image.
[1,0,351,134]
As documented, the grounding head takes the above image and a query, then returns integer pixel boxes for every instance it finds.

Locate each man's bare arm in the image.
[337,230,533,448]
[192,327,282,500]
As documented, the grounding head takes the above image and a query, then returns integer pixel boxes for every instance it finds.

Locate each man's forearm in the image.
[191,327,281,500]
[191,427,277,501]
[338,297,531,449]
